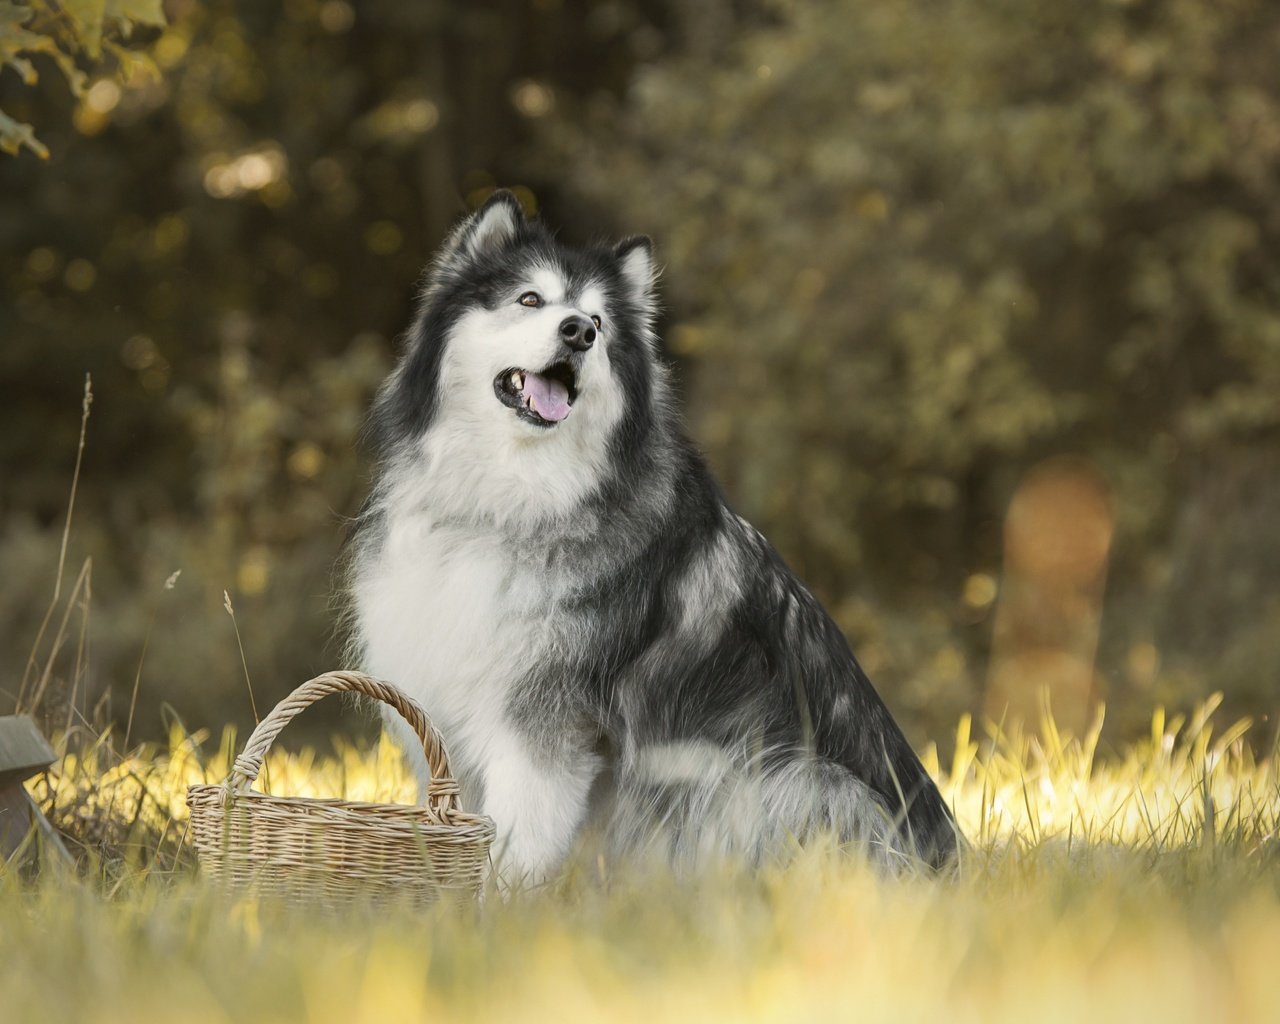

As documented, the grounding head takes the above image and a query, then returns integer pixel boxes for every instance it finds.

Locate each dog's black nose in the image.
[559,314,596,352]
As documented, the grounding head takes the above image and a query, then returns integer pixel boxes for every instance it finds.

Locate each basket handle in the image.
[228,670,461,819]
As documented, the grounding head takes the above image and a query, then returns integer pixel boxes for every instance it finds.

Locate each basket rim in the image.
[225,670,474,820]
[186,783,496,832]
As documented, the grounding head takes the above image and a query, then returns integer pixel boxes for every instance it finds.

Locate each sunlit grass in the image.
[5,698,1280,1023]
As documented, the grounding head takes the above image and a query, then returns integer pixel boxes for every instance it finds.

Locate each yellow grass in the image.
[5,697,1279,1024]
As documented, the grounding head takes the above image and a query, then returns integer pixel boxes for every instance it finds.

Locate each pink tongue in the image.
[524,372,572,422]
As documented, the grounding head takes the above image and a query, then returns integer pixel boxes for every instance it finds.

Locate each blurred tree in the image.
[3,0,1279,744]
[545,0,1280,735]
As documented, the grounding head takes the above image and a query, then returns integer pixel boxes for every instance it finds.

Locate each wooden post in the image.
[984,457,1114,738]
[0,715,66,863]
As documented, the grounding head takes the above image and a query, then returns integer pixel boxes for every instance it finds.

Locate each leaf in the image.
[103,36,159,83]
[105,0,165,29]
[0,105,49,158]
[0,0,32,31]
[0,0,164,160]
[1,2,87,93]
[6,52,35,83]
[47,46,87,95]
[60,0,106,58]
[0,2,53,75]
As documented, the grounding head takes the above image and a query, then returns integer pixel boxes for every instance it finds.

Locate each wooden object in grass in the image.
[0,715,65,862]
[186,670,495,906]
[985,457,1113,737]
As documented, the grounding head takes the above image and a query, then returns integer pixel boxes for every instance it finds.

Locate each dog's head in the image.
[372,192,665,521]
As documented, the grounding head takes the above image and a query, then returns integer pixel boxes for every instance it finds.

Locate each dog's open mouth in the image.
[493,362,579,427]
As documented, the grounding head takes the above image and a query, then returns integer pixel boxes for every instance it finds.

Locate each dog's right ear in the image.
[614,235,656,306]
[447,190,526,265]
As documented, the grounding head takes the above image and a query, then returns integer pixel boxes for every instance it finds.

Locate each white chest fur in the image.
[353,508,602,881]
[354,512,541,775]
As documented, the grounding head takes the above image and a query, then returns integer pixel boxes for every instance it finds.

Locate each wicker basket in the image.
[186,670,495,905]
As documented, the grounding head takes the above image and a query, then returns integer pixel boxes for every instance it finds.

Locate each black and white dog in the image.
[349,192,959,881]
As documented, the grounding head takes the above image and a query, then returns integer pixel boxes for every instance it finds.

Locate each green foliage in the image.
[2,0,1278,744]
[0,0,165,157]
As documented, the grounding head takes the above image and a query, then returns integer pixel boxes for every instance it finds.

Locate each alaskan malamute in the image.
[349,192,960,881]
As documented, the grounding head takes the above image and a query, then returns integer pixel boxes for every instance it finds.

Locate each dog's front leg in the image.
[479,721,598,887]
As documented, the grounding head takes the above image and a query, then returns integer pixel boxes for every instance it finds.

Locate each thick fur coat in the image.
[348,192,959,881]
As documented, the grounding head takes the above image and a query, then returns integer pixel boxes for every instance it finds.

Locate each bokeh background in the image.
[3,0,1278,752]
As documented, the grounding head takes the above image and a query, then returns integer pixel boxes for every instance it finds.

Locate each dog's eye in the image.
[518,291,541,308]
[590,315,602,330]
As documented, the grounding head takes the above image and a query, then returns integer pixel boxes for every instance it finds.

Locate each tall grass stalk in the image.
[18,374,92,714]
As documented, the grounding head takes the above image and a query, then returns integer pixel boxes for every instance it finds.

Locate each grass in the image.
[3,697,1278,1024]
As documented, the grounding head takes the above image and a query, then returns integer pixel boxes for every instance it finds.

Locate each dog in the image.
[347,191,960,881]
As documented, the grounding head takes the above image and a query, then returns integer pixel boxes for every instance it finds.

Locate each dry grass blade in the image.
[222,589,260,725]
[124,570,182,750]
[18,374,92,715]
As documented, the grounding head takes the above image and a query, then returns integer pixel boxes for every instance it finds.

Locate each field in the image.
[4,699,1279,1024]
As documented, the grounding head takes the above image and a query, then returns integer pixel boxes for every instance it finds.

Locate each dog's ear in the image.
[614,235,656,306]
[451,190,526,263]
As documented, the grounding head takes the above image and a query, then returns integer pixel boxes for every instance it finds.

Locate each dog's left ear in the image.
[454,189,526,263]
[615,235,656,305]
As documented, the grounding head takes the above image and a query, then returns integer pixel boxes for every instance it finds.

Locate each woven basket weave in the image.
[186,670,494,905]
